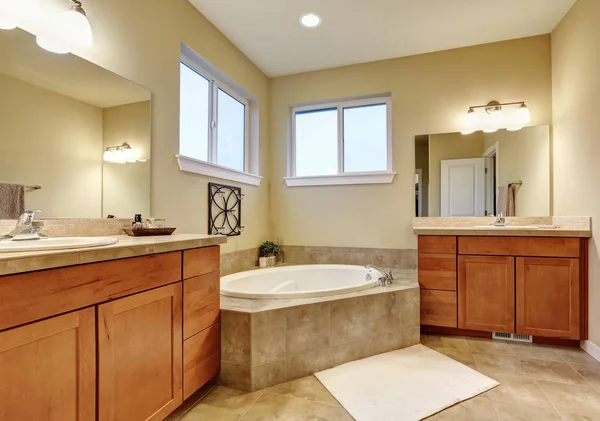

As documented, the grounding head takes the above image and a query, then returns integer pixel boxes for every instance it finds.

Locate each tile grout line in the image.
[238,390,266,421]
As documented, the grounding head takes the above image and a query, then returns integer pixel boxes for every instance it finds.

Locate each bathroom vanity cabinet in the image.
[419,235,588,341]
[0,244,221,421]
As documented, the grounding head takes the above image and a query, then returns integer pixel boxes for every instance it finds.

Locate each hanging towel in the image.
[497,184,516,217]
[506,184,516,217]
[0,183,25,219]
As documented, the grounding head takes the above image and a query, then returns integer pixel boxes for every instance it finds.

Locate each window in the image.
[177,47,261,186]
[287,96,394,187]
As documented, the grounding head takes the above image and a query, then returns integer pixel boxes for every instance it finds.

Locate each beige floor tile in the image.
[437,348,477,368]
[492,401,563,420]
[537,380,600,417]
[194,386,263,417]
[265,376,340,406]
[305,401,354,421]
[485,372,553,408]
[553,346,600,366]
[509,343,563,362]
[559,411,600,420]
[425,335,470,350]
[240,393,312,421]
[521,358,587,385]
[433,395,498,420]
[181,404,244,421]
[466,338,516,356]
[472,352,529,376]
[572,363,600,392]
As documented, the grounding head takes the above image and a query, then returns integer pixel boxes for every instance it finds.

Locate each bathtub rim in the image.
[220,264,381,300]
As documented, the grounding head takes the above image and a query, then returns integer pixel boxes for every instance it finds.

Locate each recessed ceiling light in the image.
[299,13,321,28]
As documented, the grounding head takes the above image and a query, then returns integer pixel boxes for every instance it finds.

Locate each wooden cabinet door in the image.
[0,308,95,421]
[516,258,580,339]
[98,283,183,421]
[458,255,515,332]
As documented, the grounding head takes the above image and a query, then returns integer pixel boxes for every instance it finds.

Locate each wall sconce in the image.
[0,0,93,54]
[461,101,531,135]
[103,143,148,164]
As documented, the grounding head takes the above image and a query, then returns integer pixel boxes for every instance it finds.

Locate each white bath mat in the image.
[315,344,498,421]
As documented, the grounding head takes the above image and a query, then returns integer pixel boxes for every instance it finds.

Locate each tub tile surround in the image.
[221,247,260,276]
[219,286,420,391]
[281,245,418,269]
[413,216,592,237]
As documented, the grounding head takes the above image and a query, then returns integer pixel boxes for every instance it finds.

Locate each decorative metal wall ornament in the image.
[208,182,244,236]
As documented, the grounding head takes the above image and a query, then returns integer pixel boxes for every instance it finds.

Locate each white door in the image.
[441,158,485,217]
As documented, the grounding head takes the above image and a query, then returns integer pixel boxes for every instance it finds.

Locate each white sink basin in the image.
[473,225,540,230]
[0,237,119,253]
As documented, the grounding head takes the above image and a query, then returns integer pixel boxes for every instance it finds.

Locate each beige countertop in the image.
[413,226,591,238]
[0,234,226,276]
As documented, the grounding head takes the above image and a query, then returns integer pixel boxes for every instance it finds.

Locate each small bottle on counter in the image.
[132,214,143,229]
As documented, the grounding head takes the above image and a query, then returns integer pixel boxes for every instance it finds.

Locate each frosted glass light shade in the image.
[0,0,17,29]
[62,7,92,47]
[460,109,478,135]
[123,147,138,163]
[515,104,531,126]
[0,15,17,29]
[103,150,114,162]
[36,35,70,54]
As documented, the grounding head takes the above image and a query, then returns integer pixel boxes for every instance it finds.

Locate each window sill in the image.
[176,155,262,186]
[284,171,396,187]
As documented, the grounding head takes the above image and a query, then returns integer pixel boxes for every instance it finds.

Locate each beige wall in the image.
[0,73,103,218]
[65,0,271,254]
[552,0,600,344]
[270,35,552,248]
[102,101,151,218]
[484,126,550,217]
[428,132,485,217]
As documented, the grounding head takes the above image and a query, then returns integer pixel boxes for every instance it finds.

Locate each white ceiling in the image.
[190,0,575,77]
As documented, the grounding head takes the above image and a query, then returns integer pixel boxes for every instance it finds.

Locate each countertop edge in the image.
[0,234,227,276]
[413,228,592,238]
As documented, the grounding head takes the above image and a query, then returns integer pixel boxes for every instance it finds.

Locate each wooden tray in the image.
[122,227,176,236]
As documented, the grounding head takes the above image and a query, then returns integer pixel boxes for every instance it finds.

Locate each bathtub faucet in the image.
[365,265,394,286]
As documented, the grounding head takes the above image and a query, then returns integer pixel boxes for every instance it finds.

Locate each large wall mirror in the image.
[0,28,151,219]
[414,126,550,217]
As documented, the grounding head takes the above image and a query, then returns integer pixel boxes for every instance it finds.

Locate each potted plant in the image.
[259,241,280,268]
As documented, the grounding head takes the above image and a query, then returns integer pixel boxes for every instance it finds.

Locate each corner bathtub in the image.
[220,264,380,299]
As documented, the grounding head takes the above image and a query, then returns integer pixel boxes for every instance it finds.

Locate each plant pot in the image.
[259,257,268,268]
[266,256,277,267]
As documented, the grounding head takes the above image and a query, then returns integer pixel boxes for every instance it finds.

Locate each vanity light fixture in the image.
[299,13,322,28]
[0,0,39,30]
[460,101,531,135]
[103,143,147,164]
[36,0,93,54]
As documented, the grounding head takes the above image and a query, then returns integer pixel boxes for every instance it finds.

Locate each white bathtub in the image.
[220,264,381,299]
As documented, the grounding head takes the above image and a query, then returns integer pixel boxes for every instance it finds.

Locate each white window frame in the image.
[286,96,395,187]
[177,50,262,186]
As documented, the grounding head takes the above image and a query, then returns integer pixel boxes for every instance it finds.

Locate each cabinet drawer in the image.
[421,290,457,328]
[0,251,182,331]
[183,246,220,279]
[184,272,221,340]
[419,236,457,254]
[458,237,580,258]
[418,254,457,290]
[183,323,220,400]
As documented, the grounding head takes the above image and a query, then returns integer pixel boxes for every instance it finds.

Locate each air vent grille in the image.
[492,332,533,343]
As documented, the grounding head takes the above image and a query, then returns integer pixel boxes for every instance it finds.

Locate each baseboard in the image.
[581,340,600,363]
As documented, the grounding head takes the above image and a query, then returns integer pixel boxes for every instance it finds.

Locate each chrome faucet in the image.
[365,265,394,286]
[491,212,506,227]
[1,210,44,241]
